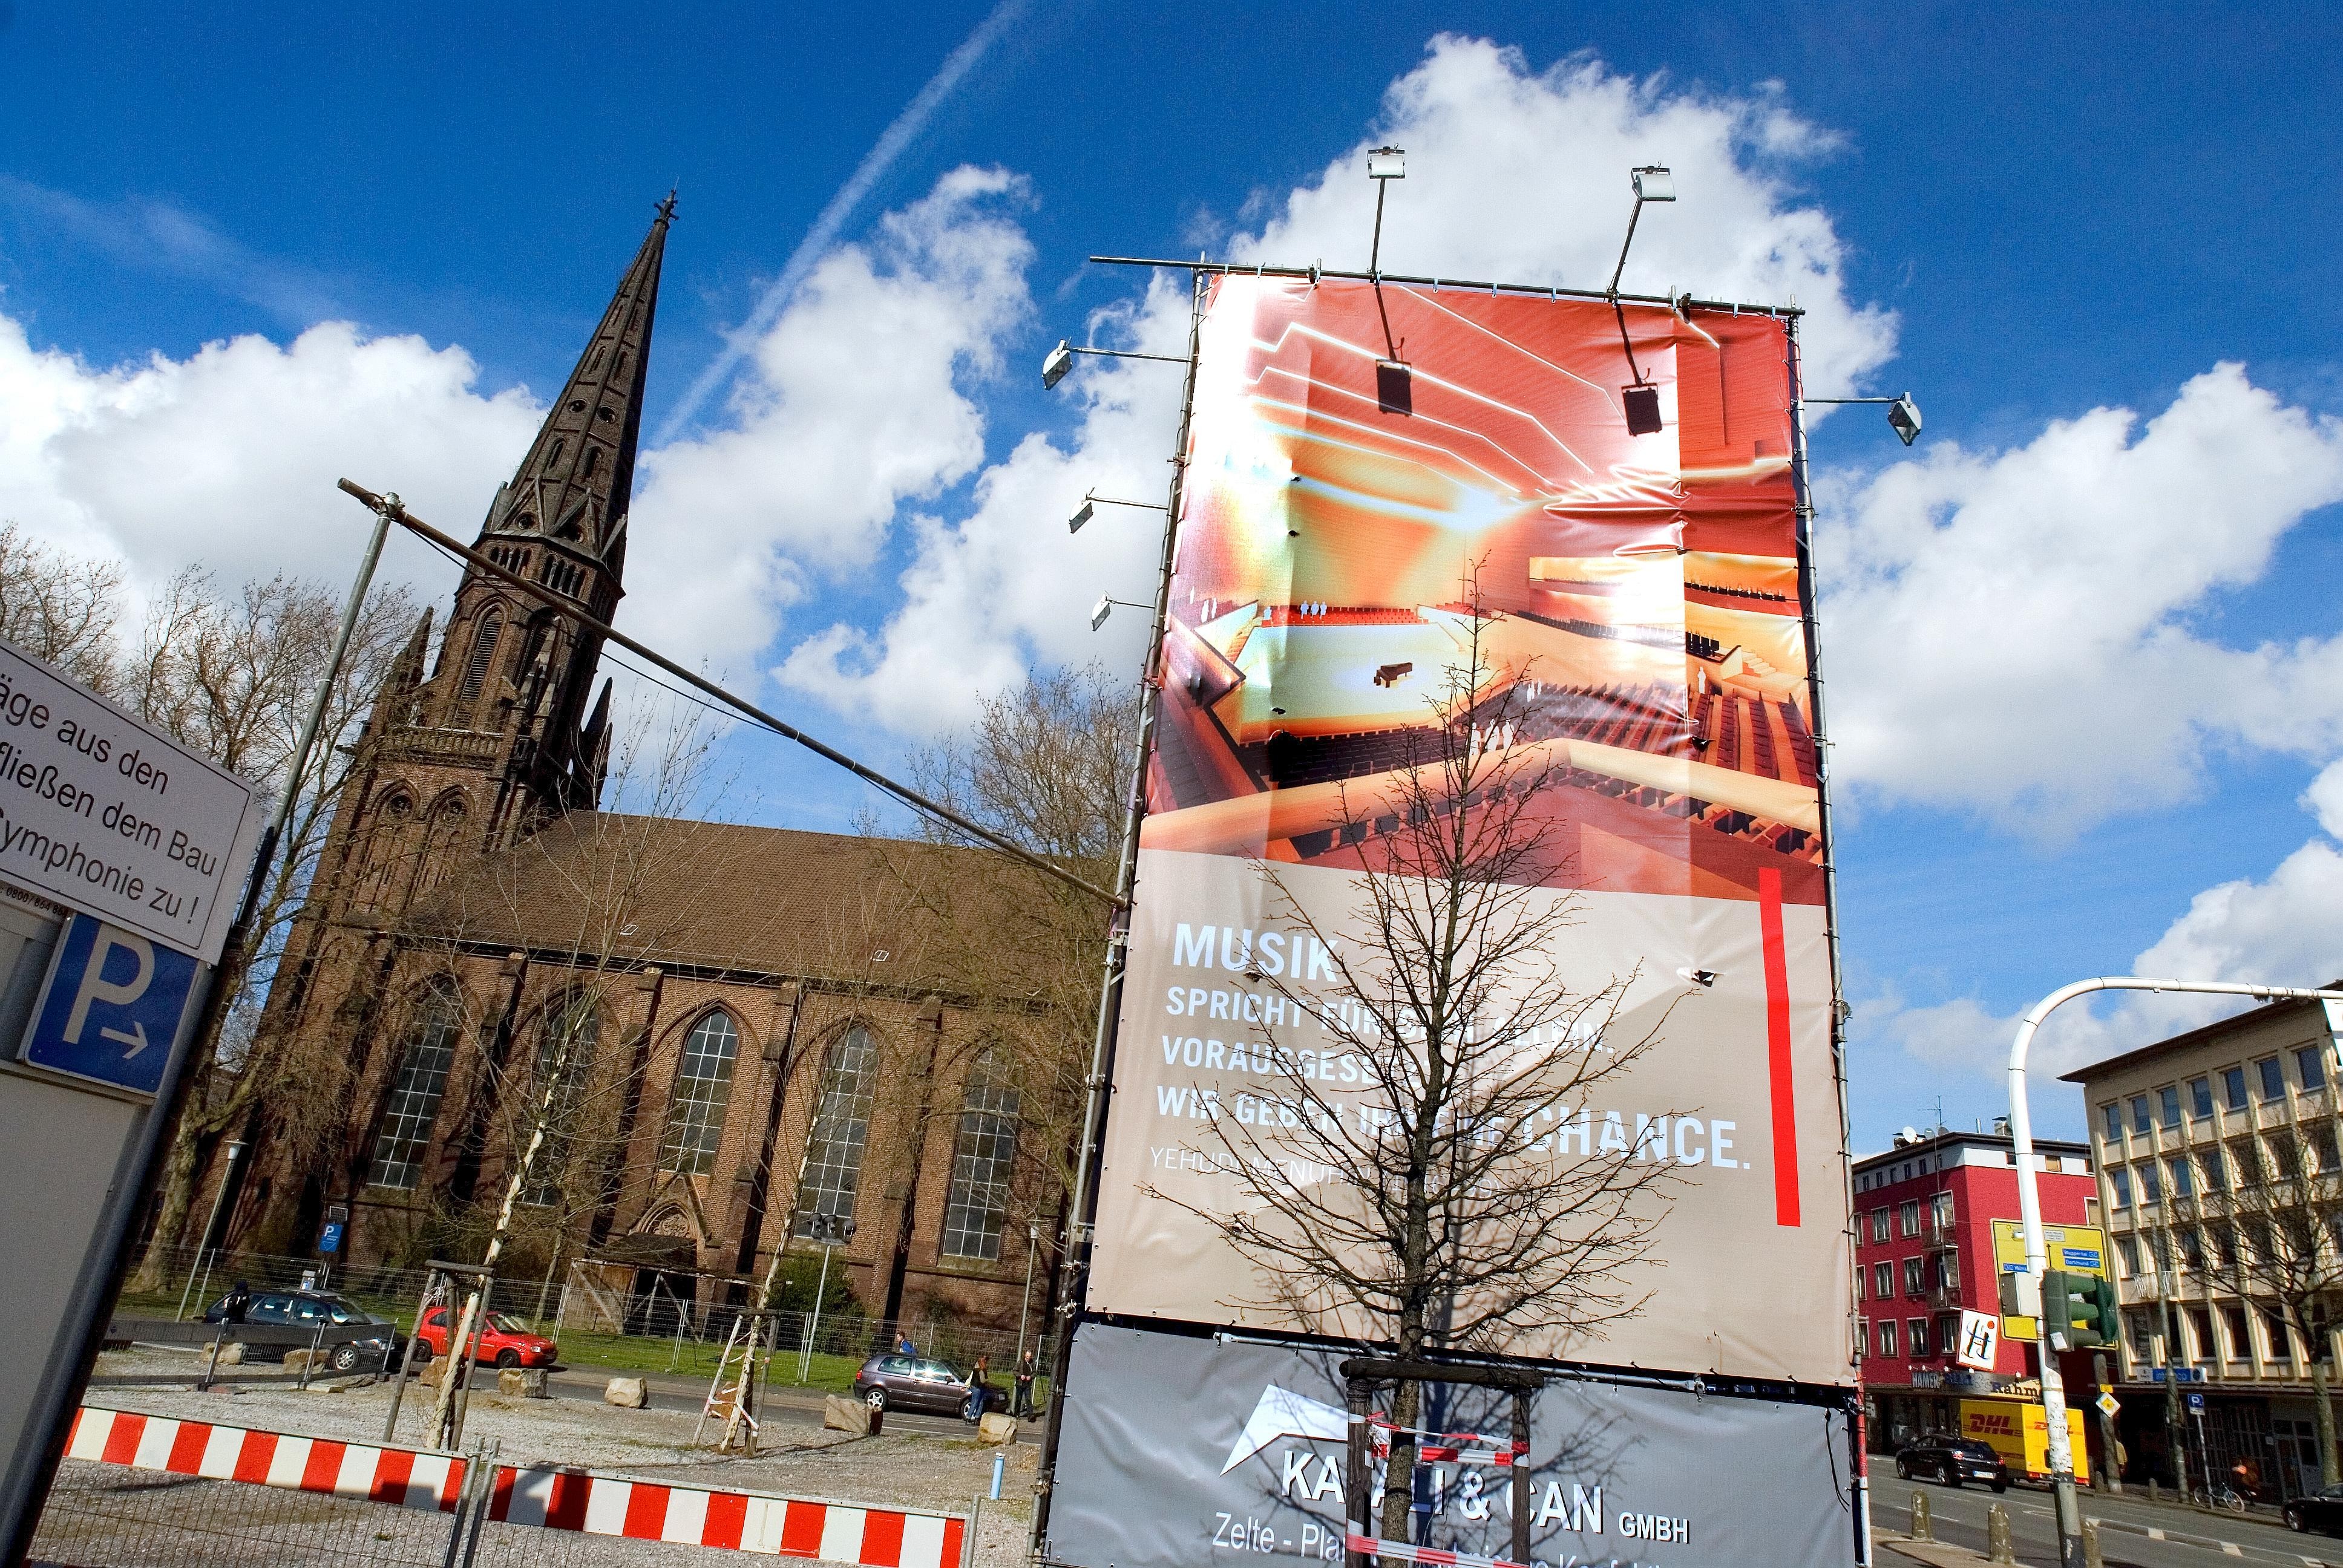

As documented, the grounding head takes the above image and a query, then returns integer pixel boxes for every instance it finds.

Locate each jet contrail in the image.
[654,0,1029,445]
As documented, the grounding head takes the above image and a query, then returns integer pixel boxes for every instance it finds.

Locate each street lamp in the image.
[1807,393,1924,446]
[1607,164,1676,296]
[2008,976,2343,1568]
[1606,165,1675,436]
[1039,338,1188,390]
[175,1138,246,1322]
[1090,595,1151,632]
[1067,491,1166,537]
[1014,1220,1041,1415]
[795,1211,856,1383]
[1365,146,1410,414]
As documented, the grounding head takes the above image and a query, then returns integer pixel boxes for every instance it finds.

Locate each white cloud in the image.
[775,38,1901,732]
[1824,364,2343,835]
[626,166,1037,683]
[0,307,539,601]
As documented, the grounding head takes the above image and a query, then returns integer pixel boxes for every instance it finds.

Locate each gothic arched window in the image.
[457,609,503,707]
[367,984,464,1191]
[941,1048,1022,1260]
[581,446,601,480]
[794,1027,878,1236]
[521,993,600,1207]
[658,1011,740,1175]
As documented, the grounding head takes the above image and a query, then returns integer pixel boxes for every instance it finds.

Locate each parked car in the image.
[200,1289,404,1373]
[2284,1483,2343,1535]
[1893,1431,2011,1491]
[412,1307,559,1370]
[851,1354,1007,1417]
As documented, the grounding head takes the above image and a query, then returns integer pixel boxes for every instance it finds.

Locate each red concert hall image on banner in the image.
[1085,278,1853,1387]
[1143,276,1820,905]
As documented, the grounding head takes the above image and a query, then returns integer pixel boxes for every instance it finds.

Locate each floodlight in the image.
[1069,498,1095,534]
[1368,146,1406,180]
[1888,393,1922,446]
[1377,360,1413,416]
[1090,595,1113,632]
[1622,383,1663,437]
[1631,166,1676,203]
[1676,967,1717,988]
[1041,339,1074,390]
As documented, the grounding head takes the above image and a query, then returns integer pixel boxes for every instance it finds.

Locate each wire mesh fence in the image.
[30,1459,752,1568]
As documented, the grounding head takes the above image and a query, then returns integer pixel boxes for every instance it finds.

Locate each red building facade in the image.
[1855,1128,2097,1446]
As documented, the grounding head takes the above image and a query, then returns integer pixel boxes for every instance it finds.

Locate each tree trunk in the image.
[2315,1355,2339,1488]
[129,1109,215,1291]
[1380,1373,1420,1544]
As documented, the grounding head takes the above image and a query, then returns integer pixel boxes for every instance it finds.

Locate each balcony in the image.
[1927,1281,1962,1310]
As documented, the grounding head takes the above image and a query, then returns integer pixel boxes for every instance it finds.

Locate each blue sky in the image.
[4,1,2341,1148]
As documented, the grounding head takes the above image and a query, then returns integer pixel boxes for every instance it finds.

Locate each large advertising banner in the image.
[1050,1323,1858,1568]
[1087,277,1852,1385]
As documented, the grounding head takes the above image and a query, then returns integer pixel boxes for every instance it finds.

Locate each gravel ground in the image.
[44,1348,1041,1567]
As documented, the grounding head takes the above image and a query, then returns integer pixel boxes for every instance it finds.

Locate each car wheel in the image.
[865,1388,887,1412]
[1940,1461,1961,1488]
[1990,1478,2008,1494]
[495,1348,522,1370]
[328,1343,361,1373]
[1895,1458,1909,1480]
[2285,1506,2306,1532]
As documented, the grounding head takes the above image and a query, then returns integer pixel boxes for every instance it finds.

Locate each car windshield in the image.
[920,1362,960,1382]
[486,1314,534,1334]
[1956,1440,1999,1459]
[318,1296,382,1325]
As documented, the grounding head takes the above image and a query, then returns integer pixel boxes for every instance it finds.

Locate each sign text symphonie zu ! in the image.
[0,639,261,962]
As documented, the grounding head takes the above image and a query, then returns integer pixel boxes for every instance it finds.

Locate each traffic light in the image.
[2043,1270,2118,1349]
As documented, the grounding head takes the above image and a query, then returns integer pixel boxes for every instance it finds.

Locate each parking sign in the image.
[18,914,202,1096]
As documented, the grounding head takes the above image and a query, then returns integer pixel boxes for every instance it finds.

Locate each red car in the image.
[414,1307,559,1370]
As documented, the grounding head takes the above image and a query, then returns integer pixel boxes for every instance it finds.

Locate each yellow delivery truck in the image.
[1956,1396,2090,1484]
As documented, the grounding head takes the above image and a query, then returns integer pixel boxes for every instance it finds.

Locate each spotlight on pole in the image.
[1090,595,1113,632]
[1069,497,1095,535]
[1041,339,1074,390]
[1368,146,1405,181]
[1888,393,1923,446]
[1622,384,1663,437]
[1364,147,1412,417]
[1631,165,1676,204]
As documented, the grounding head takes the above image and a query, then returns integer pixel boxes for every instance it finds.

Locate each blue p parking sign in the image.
[19,914,201,1096]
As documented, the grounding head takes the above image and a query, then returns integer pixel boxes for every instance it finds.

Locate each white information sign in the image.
[1955,1308,2002,1371]
[0,639,261,962]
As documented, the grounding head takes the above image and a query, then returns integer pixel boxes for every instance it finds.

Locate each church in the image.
[209,201,1067,1341]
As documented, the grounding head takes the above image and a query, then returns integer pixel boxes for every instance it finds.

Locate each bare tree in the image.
[0,523,128,693]
[1147,605,1683,1544]
[2203,1124,2343,1487]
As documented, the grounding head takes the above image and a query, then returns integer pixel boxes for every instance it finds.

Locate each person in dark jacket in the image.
[221,1281,252,1324]
[1014,1351,1037,1419]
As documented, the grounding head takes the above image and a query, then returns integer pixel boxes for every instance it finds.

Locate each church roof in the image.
[405,811,1095,998]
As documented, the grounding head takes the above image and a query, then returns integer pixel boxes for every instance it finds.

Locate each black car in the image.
[202,1289,405,1373]
[1894,1431,2010,1491]
[850,1353,1008,1417]
[2284,1483,2343,1535]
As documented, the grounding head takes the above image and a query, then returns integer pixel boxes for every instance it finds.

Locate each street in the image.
[1870,1471,2339,1568]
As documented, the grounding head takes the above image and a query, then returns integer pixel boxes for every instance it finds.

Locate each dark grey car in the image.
[851,1354,1003,1416]
[202,1289,404,1373]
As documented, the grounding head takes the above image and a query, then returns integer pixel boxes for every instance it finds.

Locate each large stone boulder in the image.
[978,1412,1018,1444]
[281,1348,326,1376]
[603,1376,649,1409]
[212,1342,244,1367]
[499,1368,549,1399]
[824,1394,877,1435]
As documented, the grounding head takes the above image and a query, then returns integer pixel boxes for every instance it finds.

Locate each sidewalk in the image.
[1873,1534,1997,1567]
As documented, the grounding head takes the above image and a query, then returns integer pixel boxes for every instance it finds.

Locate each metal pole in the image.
[1030,268,1206,1558]
[175,1139,245,1321]
[802,1243,831,1384]
[1014,1221,1037,1400]
[2010,978,2343,1567]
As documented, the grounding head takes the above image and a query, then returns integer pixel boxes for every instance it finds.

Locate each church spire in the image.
[479,195,673,580]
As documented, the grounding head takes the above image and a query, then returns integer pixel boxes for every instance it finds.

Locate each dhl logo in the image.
[1965,1414,2017,1436]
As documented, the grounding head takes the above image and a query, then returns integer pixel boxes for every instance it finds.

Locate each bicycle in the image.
[2189,1482,2249,1514]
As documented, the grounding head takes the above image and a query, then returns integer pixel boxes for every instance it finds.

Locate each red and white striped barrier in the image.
[1345,1532,1525,1568]
[67,1406,968,1566]
[1367,1415,1526,1468]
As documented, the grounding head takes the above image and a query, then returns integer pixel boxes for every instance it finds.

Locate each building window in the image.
[2158,1085,2182,1128]
[2100,1102,2123,1142]
[2189,1077,2214,1119]
[2111,1167,2132,1207]
[2114,1235,2140,1278]
[1932,1191,1956,1231]
[795,1027,879,1236]
[940,1048,1022,1261]
[2222,1304,2250,1359]
[2168,1155,2194,1200]
[520,994,598,1207]
[2140,1161,2162,1204]
[367,987,463,1191]
[2085,1195,2100,1226]
[1872,1209,1891,1244]
[1909,1317,1930,1357]
[2180,1228,2204,1271]
[1899,1200,1921,1238]
[2223,1065,2248,1111]
[2316,1125,2342,1174]
[1878,1319,1898,1357]
[2199,1146,2227,1192]
[2258,1057,2286,1103]
[1902,1256,1925,1295]
[2131,1096,2152,1135]
[2267,1312,2295,1362]
[2209,1223,2236,1270]
[2233,1141,2261,1188]
[2296,1044,2330,1094]
[457,609,503,705]
[1873,1261,1894,1299]
[1855,1317,1869,1360]
[2187,1306,2214,1360]
[658,1011,740,1176]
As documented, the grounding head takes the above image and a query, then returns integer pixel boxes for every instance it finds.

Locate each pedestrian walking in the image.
[1014,1350,1037,1420]
[963,1355,990,1425]
[222,1279,252,1324]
